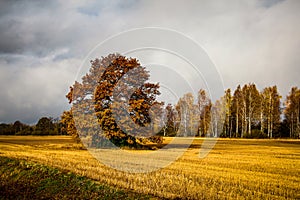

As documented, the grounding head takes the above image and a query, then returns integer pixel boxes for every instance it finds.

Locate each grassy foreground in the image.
[0,156,154,200]
[0,136,299,199]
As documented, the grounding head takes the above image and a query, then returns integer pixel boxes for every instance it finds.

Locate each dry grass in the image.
[0,136,299,199]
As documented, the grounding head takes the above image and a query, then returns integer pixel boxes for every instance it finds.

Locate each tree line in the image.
[159,84,300,139]
[60,54,299,150]
[0,117,66,136]
[3,54,299,147]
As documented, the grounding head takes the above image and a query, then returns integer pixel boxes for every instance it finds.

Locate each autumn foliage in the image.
[62,54,164,148]
[60,54,300,145]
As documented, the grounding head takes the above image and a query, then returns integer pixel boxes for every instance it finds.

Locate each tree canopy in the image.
[63,54,164,148]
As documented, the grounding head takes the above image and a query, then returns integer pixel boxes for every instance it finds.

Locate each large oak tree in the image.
[62,54,164,148]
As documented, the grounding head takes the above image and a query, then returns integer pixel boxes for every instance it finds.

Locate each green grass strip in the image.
[0,156,156,200]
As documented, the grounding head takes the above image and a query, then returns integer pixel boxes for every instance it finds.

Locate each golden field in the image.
[0,136,299,199]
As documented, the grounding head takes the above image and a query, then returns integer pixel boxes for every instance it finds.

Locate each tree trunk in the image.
[260,109,264,134]
[248,116,251,135]
[236,106,239,137]
[290,113,294,138]
[298,100,300,138]
[270,114,273,138]
[229,117,232,138]
[267,115,270,138]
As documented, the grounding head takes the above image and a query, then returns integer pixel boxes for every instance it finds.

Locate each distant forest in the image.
[154,84,300,139]
[0,117,66,136]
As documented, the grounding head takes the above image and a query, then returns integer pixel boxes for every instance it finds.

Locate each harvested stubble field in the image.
[0,136,299,199]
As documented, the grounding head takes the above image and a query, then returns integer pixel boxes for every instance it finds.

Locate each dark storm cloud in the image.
[0,1,60,54]
[0,0,299,124]
[259,0,285,8]
[0,53,78,123]
[0,0,139,56]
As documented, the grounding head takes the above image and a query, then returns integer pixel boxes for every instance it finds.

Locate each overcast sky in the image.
[0,0,299,124]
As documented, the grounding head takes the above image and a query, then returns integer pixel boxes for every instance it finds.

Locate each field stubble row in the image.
[0,136,299,199]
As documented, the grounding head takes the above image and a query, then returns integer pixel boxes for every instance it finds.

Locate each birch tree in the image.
[196,89,212,137]
[176,93,196,137]
[284,87,300,138]
[261,86,281,138]
[232,85,243,137]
